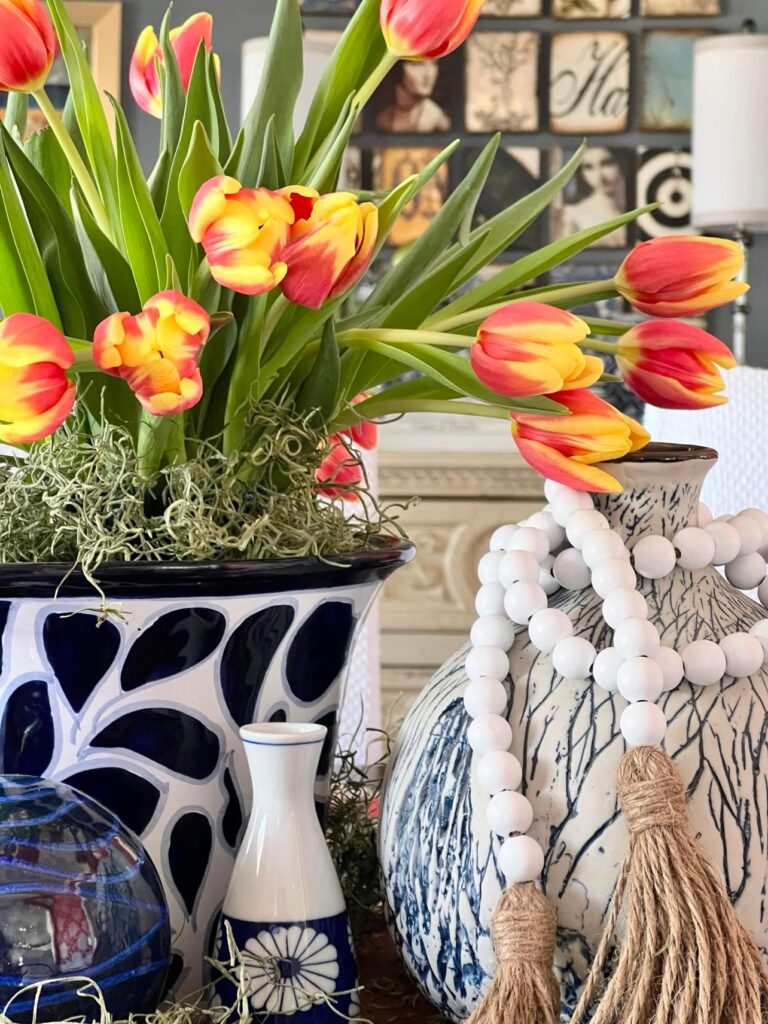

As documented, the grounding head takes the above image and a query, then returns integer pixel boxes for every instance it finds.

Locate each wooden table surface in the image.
[357,929,447,1024]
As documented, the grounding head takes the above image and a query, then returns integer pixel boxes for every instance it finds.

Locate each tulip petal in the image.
[328,203,379,301]
[129,25,162,117]
[481,302,590,346]
[381,0,484,59]
[170,12,213,90]
[471,343,565,397]
[0,378,75,444]
[512,432,623,494]
[316,437,364,501]
[559,355,603,391]
[0,313,74,369]
[0,0,55,92]
[627,281,749,319]
[208,249,288,295]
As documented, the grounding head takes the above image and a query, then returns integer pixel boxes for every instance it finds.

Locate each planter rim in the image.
[0,536,415,599]
[605,442,718,465]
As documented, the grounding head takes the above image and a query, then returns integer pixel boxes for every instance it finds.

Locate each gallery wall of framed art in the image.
[299,0,734,267]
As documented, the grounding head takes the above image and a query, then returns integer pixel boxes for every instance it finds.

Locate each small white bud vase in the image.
[215,723,358,1020]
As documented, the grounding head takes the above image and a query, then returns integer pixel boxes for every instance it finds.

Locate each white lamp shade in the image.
[692,35,768,231]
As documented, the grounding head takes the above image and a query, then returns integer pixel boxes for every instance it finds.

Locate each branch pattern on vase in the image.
[379,449,768,1022]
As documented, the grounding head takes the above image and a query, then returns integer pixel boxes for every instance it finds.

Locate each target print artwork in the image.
[637,149,693,239]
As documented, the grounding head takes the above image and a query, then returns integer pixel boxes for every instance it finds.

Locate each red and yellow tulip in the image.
[0,0,57,92]
[0,314,75,444]
[616,236,748,318]
[617,320,736,410]
[381,0,484,60]
[189,176,296,296]
[280,192,379,310]
[316,436,364,501]
[342,393,379,451]
[511,389,650,493]
[471,302,601,398]
[130,12,216,118]
[93,291,210,416]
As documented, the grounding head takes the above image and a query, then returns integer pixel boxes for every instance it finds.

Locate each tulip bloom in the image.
[130,12,216,118]
[280,192,379,310]
[93,291,210,416]
[617,320,736,410]
[0,0,57,92]
[381,0,484,60]
[0,314,75,444]
[511,389,650,493]
[316,437,364,501]
[342,394,378,451]
[189,176,297,296]
[616,236,748,318]
[471,302,601,398]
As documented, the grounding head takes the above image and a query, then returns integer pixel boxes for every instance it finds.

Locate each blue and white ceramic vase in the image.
[379,445,768,1022]
[0,774,170,1021]
[0,540,411,997]
[215,722,358,1020]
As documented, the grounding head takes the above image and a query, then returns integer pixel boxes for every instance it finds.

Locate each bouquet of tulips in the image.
[0,0,747,565]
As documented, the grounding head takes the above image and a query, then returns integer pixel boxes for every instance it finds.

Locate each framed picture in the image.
[465,32,540,133]
[463,146,542,250]
[2,1,122,134]
[483,0,543,14]
[299,0,357,12]
[373,59,455,134]
[553,0,630,18]
[636,148,693,239]
[549,146,635,249]
[339,146,363,191]
[640,0,720,13]
[373,147,449,247]
[550,32,630,134]
[641,29,710,131]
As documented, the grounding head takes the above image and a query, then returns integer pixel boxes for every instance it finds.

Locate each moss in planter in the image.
[0,403,399,584]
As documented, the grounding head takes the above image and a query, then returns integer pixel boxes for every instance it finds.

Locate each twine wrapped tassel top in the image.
[571,746,768,1024]
[466,882,560,1024]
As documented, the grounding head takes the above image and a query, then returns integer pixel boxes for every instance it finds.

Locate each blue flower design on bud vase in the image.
[213,724,358,1021]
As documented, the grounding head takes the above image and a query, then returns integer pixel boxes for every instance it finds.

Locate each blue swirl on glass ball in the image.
[0,776,170,1021]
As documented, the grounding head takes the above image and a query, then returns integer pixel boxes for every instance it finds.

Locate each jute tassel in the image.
[572,746,768,1024]
[466,882,559,1024]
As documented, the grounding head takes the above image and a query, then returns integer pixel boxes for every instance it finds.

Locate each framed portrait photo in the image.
[549,145,635,249]
[465,32,540,133]
[552,0,630,18]
[483,0,543,15]
[373,147,449,247]
[636,148,693,239]
[641,29,711,131]
[550,32,630,134]
[639,0,720,14]
[373,59,455,135]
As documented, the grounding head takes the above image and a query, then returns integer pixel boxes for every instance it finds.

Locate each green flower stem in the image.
[352,52,399,112]
[338,329,471,348]
[33,88,112,242]
[580,337,619,354]
[330,398,513,431]
[427,280,619,333]
[584,317,632,337]
[224,295,267,455]
[262,294,291,350]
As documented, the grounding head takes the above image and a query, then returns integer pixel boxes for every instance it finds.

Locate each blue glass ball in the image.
[0,776,170,1021]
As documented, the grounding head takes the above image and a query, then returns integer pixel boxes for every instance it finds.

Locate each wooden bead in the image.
[487,791,534,837]
[467,714,513,754]
[682,639,726,686]
[477,750,522,794]
[632,536,677,580]
[498,835,545,884]
[720,632,764,678]
[620,702,667,747]
[552,548,591,591]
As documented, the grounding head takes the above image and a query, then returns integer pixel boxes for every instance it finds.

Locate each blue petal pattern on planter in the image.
[90,709,220,779]
[169,811,213,916]
[43,612,121,712]
[286,602,356,703]
[221,605,296,726]
[121,608,226,690]
[222,766,244,850]
[0,601,9,674]
[1,680,54,775]
[64,767,162,836]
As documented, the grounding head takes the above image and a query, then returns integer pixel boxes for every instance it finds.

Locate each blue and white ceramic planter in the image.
[215,723,358,1021]
[379,446,768,1022]
[0,541,411,997]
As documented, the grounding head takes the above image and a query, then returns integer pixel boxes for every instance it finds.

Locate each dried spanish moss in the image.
[0,403,401,587]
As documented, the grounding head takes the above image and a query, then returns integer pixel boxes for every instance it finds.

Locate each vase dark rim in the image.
[603,442,718,465]
[0,536,415,599]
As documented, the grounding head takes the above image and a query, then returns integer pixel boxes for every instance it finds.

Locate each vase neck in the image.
[241,724,325,816]
[593,450,717,542]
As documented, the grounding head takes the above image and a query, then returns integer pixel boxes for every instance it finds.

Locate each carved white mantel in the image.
[378,415,544,725]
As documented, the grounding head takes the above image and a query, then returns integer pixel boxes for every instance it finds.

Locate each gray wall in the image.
[120,0,768,363]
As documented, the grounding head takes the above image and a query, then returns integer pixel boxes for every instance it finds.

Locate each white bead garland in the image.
[466,485,768,889]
